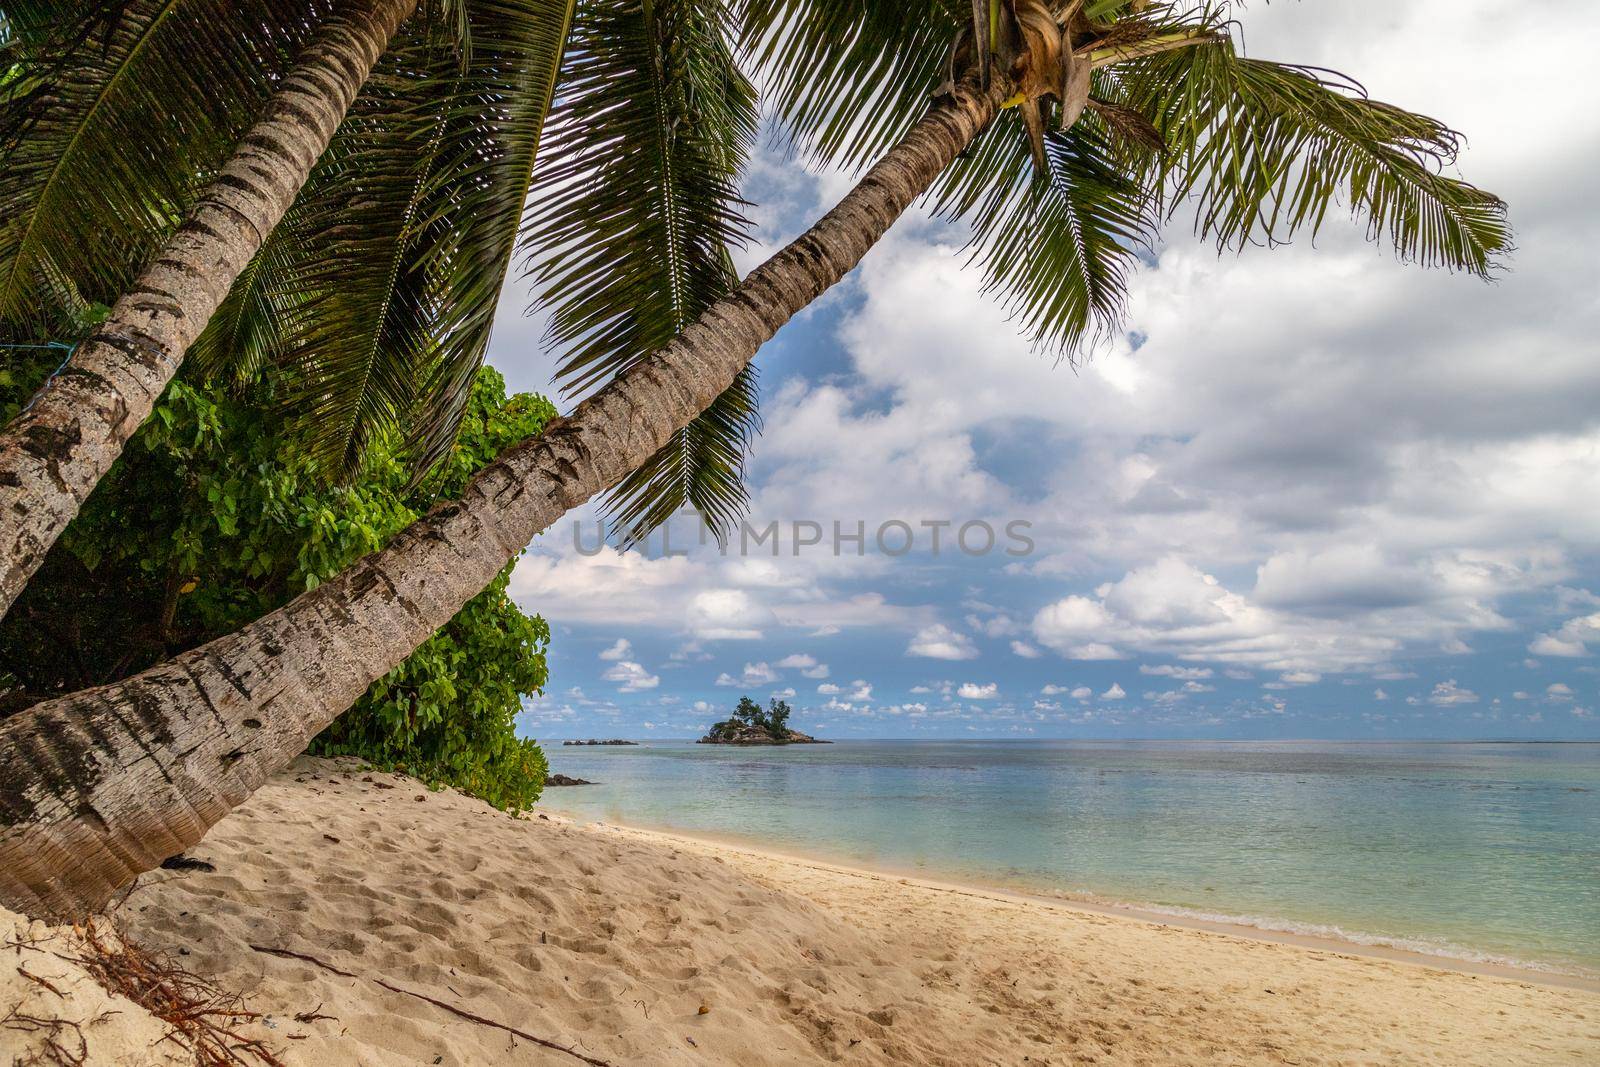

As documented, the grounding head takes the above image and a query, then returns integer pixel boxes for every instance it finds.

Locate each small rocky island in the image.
[562,739,637,746]
[699,696,831,746]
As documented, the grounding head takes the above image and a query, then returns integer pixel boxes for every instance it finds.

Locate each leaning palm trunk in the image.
[0,77,1005,920]
[0,0,419,619]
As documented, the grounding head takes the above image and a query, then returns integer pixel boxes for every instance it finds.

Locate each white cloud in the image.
[776,653,832,678]
[1428,680,1479,707]
[494,1,1600,738]
[1101,684,1127,701]
[1547,683,1575,702]
[1032,555,1526,674]
[817,683,842,695]
[597,638,632,661]
[771,687,797,699]
[602,661,659,693]
[715,662,780,687]
[1010,640,1042,659]
[1529,611,1600,657]
[957,682,998,700]
[1139,664,1214,680]
[907,623,979,661]
[688,590,770,641]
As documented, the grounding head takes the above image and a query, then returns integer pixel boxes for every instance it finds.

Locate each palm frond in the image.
[926,4,1508,357]
[929,100,1161,355]
[0,0,340,333]
[1118,40,1510,274]
[524,0,758,544]
[191,0,573,478]
[605,362,761,540]
[738,0,963,172]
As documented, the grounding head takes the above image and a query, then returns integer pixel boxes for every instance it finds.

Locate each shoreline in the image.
[542,806,1600,994]
[33,756,1592,1065]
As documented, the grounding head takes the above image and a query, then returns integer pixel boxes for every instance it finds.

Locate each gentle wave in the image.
[1044,890,1598,979]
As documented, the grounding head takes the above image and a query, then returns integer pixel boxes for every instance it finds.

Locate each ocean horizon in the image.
[541,738,1600,979]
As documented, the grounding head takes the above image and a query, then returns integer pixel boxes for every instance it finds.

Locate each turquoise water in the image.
[540,740,1600,976]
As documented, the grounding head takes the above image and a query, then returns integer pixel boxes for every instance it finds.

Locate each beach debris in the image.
[14,965,67,998]
[1,1006,90,1065]
[73,917,283,1066]
[697,1002,711,1015]
[322,834,341,844]
[158,854,216,873]
[293,1004,337,1024]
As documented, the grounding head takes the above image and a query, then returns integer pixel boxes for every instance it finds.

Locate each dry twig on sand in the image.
[248,944,618,1067]
[2,1005,89,1066]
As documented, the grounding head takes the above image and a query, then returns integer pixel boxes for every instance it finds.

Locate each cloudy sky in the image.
[488,0,1600,741]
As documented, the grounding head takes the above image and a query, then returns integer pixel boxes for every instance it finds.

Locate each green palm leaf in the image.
[739,0,963,171]
[930,102,1161,354]
[191,0,573,478]
[1118,40,1510,275]
[0,0,340,333]
[524,0,758,544]
[926,8,1509,356]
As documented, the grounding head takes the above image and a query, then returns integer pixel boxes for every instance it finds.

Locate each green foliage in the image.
[767,698,792,736]
[0,0,341,333]
[313,566,553,810]
[524,0,760,544]
[0,0,571,481]
[708,695,793,740]
[189,0,574,480]
[0,363,559,811]
[739,0,961,171]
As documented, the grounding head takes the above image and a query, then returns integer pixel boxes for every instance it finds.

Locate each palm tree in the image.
[0,0,575,617]
[0,0,1508,918]
[0,0,423,617]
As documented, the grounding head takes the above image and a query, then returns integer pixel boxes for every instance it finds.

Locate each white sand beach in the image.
[5,756,1597,1065]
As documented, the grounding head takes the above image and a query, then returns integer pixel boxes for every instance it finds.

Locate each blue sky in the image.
[488,0,1600,741]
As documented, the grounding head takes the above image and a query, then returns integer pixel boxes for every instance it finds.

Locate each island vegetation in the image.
[700,697,829,746]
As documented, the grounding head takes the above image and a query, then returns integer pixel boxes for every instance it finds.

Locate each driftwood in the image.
[248,944,617,1067]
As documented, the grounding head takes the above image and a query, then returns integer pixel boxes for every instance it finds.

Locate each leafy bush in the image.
[0,363,558,811]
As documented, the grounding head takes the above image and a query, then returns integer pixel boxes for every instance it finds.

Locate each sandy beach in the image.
[5,756,1597,1066]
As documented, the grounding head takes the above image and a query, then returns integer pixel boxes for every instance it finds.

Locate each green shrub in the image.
[0,362,557,811]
